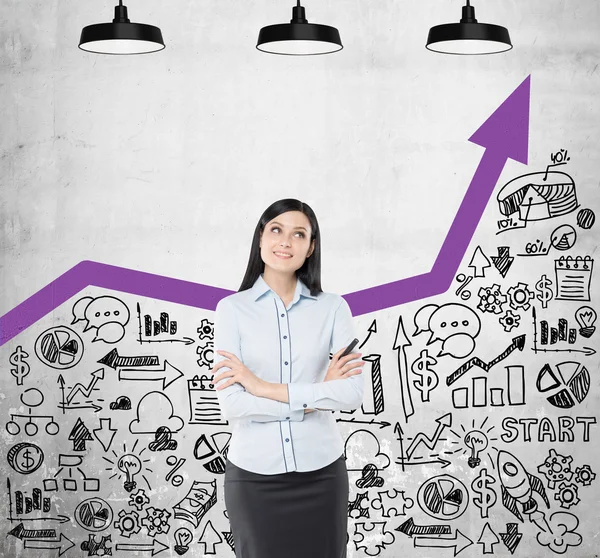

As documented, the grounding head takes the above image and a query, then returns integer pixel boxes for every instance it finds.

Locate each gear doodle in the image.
[477,284,507,314]
[114,510,141,538]
[197,319,214,341]
[128,488,150,511]
[537,449,574,489]
[554,482,580,509]
[506,282,535,311]
[371,489,414,517]
[574,464,596,487]
[81,534,112,556]
[141,506,172,537]
[196,343,214,368]
[348,491,370,519]
[499,309,521,332]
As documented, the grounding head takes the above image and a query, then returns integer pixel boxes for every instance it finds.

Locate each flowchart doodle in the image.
[6,388,60,435]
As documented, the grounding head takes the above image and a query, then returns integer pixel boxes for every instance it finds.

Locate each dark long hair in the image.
[238,199,323,296]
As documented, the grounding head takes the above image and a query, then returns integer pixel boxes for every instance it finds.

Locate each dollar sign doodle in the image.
[535,274,553,309]
[410,349,438,402]
[10,346,31,386]
[21,448,35,470]
[471,467,497,518]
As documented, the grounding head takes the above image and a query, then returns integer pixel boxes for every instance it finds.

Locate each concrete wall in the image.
[1,1,599,556]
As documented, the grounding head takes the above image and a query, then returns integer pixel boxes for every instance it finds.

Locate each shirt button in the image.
[285,438,289,442]
[303,404,307,408]
[286,417,290,420]
[283,335,287,339]
[281,313,285,317]
[284,361,288,365]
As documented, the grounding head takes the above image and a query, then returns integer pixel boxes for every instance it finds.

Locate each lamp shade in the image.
[257,2,342,55]
[426,2,512,55]
[79,2,165,55]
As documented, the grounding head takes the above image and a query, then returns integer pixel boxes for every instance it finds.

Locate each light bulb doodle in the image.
[174,527,193,555]
[448,418,499,469]
[117,454,142,493]
[465,430,489,469]
[574,306,596,338]
[104,439,152,493]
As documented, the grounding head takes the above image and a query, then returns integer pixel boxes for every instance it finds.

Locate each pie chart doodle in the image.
[536,361,590,409]
[417,474,469,520]
[550,224,577,251]
[74,497,114,532]
[34,326,84,369]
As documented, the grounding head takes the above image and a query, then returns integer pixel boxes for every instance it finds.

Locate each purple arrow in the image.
[0,76,530,346]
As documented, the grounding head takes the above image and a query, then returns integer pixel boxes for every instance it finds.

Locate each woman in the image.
[211,198,365,558]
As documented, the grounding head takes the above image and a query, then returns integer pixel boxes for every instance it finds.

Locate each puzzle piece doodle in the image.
[371,489,414,517]
[353,521,395,556]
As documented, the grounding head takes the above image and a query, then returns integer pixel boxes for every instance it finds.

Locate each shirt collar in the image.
[250,273,318,304]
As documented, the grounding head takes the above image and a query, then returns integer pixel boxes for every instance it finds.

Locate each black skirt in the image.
[224,454,349,558]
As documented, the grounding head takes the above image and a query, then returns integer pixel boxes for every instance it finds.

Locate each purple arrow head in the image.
[469,75,530,165]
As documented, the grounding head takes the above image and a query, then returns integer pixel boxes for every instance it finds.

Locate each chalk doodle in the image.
[392,316,415,421]
[416,474,469,520]
[34,326,84,369]
[136,302,196,345]
[499,523,522,554]
[554,255,593,301]
[490,246,514,276]
[536,361,590,408]
[448,418,499,468]
[187,374,227,425]
[477,522,500,554]
[173,527,193,555]
[471,467,497,518]
[74,497,114,532]
[72,295,131,343]
[414,303,481,359]
[574,305,597,337]
[104,440,152,492]
[193,432,230,474]
[198,520,223,554]
[7,442,44,475]
[410,348,438,403]
[173,480,217,529]
[80,534,112,556]
[501,416,597,443]
[165,455,185,487]
[353,521,395,556]
[531,307,595,356]
[534,274,554,309]
[454,273,473,300]
[6,388,60,435]
[576,207,595,229]
[446,335,526,386]
[68,418,93,451]
[9,345,30,385]
[468,246,491,277]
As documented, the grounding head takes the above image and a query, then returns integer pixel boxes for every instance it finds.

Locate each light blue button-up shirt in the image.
[212,273,364,474]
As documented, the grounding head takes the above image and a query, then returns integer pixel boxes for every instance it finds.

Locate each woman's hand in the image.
[324,345,365,382]
[212,351,268,397]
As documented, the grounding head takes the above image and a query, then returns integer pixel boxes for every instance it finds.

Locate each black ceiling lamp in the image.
[257,1,342,56]
[426,1,512,55]
[79,1,165,55]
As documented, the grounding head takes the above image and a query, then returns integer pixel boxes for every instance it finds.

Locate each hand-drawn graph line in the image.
[0,76,531,346]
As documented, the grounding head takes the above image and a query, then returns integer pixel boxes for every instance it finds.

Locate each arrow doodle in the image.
[446,335,526,386]
[23,534,75,557]
[405,413,452,459]
[116,539,169,555]
[393,316,415,422]
[66,369,104,404]
[0,76,531,344]
[397,517,451,537]
[414,529,473,556]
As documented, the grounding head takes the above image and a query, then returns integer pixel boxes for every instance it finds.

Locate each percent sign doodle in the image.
[165,455,186,487]
[455,274,473,300]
